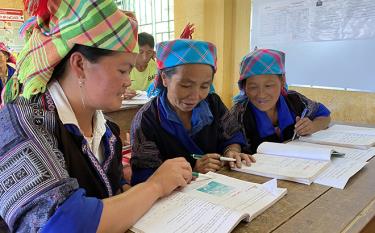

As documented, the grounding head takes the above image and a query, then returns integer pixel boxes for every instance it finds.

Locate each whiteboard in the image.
[250,0,375,92]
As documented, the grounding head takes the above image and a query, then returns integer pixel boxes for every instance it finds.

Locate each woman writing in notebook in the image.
[130,39,255,185]
[230,49,331,154]
[0,1,192,232]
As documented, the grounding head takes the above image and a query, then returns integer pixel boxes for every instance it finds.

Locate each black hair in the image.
[160,66,179,78]
[138,32,155,48]
[51,44,116,79]
[241,74,284,88]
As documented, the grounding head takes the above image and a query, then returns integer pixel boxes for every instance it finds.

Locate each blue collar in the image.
[159,91,213,135]
[157,91,214,154]
[248,95,295,139]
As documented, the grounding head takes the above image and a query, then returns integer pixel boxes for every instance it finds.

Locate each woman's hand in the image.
[295,116,315,136]
[224,149,256,168]
[193,153,222,173]
[146,157,192,197]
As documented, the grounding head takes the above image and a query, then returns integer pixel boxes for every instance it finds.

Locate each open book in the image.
[287,141,372,189]
[299,124,375,149]
[234,142,332,184]
[122,90,150,106]
[131,172,287,233]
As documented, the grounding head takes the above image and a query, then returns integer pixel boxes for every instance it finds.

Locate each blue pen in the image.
[292,108,308,141]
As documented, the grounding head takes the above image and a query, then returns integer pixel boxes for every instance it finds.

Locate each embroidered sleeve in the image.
[213,95,247,149]
[0,99,91,231]
[130,103,163,169]
[290,90,330,119]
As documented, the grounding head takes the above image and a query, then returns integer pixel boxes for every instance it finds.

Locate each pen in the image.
[292,108,308,141]
[191,154,236,162]
[192,172,213,179]
[332,150,345,156]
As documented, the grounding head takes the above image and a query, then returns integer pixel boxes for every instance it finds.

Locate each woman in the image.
[0,42,16,95]
[130,39,255,185]
[0,1,192,232]
[231,48,331,154]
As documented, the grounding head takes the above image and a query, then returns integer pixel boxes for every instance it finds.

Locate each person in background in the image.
[0,42,16,96]
[123,32,157,99]
[231,48,331,154]
[0,0,192,232]
[130,38,255,186]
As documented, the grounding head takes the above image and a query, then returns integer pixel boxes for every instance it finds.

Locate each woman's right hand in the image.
[193,153,222,173]
[146,158,192,198]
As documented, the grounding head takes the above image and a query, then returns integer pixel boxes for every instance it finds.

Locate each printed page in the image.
[329,124,375,136]
[122,91,150,105]
[181,173,287,222]
[300,130,375,149]
[131,191,244,233]
[314,158,368,189]
[234,154,330,184]
[287,141,375,162]
[257,142,332,160]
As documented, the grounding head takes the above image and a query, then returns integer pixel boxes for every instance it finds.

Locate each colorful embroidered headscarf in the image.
[151,39,217,92]
[2,0,138,103]
[0,42,16,65]
[234,48,288,103]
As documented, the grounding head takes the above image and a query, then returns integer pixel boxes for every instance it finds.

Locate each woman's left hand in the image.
[224,150,256,169]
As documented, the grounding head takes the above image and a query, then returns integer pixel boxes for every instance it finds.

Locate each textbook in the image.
[233,142,332,184]
[287,141,372,189]
[299,124,375,149]
[131,173,287,233]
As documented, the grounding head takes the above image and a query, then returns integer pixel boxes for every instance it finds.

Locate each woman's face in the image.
[82,51,137,111]
[162,64,213,113]
[245,74,283,112]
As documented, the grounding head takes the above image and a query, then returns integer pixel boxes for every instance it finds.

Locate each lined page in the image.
[300,130,375,149]
[131,192,244,233]
[234,154,330,184]
[257,142,332,160]
[314,158,367,189]
[287,141,375,162]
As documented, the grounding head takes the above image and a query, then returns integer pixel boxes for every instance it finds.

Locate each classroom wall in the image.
[175,0,375,125]
[174,0,250,107]
[0,0,27,17]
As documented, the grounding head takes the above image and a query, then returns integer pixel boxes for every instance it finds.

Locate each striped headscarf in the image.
[234,49,288,103]
[153,39,217,91]
[2,0,138,103]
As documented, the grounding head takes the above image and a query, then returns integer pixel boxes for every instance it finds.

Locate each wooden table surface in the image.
[221,157,375,233]
[105,113,375,233]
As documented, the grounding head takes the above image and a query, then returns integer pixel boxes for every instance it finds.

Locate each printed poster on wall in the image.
[0,8,25,52]
[251,0,375,45]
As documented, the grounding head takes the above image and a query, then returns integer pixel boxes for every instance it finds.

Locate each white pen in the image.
[220,157,236,162]
[192,172,214,179]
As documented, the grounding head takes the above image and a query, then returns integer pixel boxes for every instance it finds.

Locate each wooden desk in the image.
[104,105,142,142]
[221,157,375,233]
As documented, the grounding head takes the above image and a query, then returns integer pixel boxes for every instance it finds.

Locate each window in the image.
[116,0,174,44]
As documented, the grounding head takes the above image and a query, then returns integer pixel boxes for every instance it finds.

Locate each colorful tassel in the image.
[19,16,37,38]
[180,23,195,39]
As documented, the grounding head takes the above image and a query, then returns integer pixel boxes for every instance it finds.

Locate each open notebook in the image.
[234,142,333,184]
[299,124,375,149]
[131,172,287,233]
[122,91,150,105]
[287,141,372,189]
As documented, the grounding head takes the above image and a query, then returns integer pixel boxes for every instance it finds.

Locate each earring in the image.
[78,78,86,109]
[79,79,85,87]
